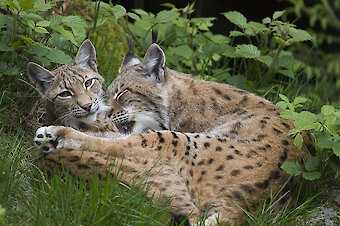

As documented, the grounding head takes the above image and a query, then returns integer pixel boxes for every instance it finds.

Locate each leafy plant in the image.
[277,94,340,178]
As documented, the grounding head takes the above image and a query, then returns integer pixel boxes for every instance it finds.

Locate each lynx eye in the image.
[84,78,94,89]
[57,90,72,99]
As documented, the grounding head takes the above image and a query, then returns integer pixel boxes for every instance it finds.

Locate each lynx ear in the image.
[142,43,165,82]
[27,62,54,94]
[75,39,97,72]
[121,37,142,68]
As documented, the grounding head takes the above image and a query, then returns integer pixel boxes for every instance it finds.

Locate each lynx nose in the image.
[82,103,92,112]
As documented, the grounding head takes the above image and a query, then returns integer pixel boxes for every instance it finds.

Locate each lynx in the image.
[30,41,307,225]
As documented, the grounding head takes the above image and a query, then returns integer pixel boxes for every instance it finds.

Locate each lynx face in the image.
[107,45,169,134]
[27,40,108,129]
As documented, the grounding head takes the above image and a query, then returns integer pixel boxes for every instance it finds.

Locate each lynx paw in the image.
[34,126,62,153]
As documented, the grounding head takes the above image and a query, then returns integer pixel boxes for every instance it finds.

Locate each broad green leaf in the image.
[222,11,247,28]
[190,17,215,30]
[294,111,319,130]
[262,17,271,24]
[157,10,180,22]
[160,3,176,9]
[294,133,303,149]
[273,10,285,19]
[304,156,320,171]
[288,28,312,43]
[33,0,54,11]
[26,19,35,29]
[257,55,272,67]
[279,94,289,102]
[21,13,44,21]
[128,12,140,21]
[35,26,49,33]
[280,110,299,120]
[2,0,20,11]
[279,69,295,78]
[112,5,127,19]
[333,146,340,157]
[293,96,308,105]
[321,105,336,115]
[133,9,149,16]
[229,31,244,37]
[329,158,340,174]
[46,49,72,64]
[276,101,288,110]
[19,0,34,10]
[172,45,192,59]
[220,46,236,58]
[235,44,260,58]
[302,171,321,180]
[0,14,9,28]
[281,162,302,176]
[247,22,267,33]
[36,20,50,27]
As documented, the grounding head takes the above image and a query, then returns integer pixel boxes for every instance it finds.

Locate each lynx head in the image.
[107,43,170,134]
[27,40,108,129]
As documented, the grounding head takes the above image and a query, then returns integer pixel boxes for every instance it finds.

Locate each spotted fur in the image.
[33,43,307,225]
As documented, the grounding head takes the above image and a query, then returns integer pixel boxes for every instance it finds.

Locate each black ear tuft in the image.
[142,43,165,82]
[75,39,97,72]
[27,62,54,94]
[121,37,142,68]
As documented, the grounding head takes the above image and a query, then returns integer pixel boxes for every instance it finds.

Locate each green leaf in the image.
[127,12,140,21]
[157,10,180,22]
[276,101,288,110]
[229,31,244,37]
[281,162,303,176]
[288,28,312,43]
[247,22,268,33]
[273,10,285,19]
[262,17,271,24]
[36,20,50,27]
[304,156,320,171]
[274,36,286,46]
[26,19,35,29]
[160,3,176,9]
[294,111,319,130]
[294,133,303,149]
[222,11,247,28]
[0,40,14,52]
[19,0,34,10]
[333,146,340,157]
[172,45,192,59]
[279,94,289,102]
[302,171,321,180]
[2,0,20,11]
[279,69,295,78]
[280,110,299,120]
[45,49,72,64]
[321,105,336,115]
[35,26,49,34]
[257,55,272,67]
[235,44,260,58]
[112,5,127,19]
[293,97,308,105]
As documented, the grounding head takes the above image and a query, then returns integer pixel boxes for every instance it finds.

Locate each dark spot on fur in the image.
[78,164,90,169]
[194,142,198,149]
[157,146,162,151]
[240,96,248,104]
[244,165,254,170]
[185,152,189,156]
[260,120,267,128]
[231,170,240,176]
[197,176,203,183]
[256,180,270,189]
[259,101,265,105]
[273,127,283,134]
[240,184,255,194]
[280,149,288,161]
[194,134,200,138]
[189,169,193,177]
[171,132,179,139]
[281,122,291,129]
[229,145,235,149]
[69,156,81,162]
[185,135,191,142]
[193,153,197,159]
[185,203,191,207]
[191,162,195,166]
[218,138,226,142]
[269,170,280,180]
[234,150,241,155]
[226,155,234,160]
[198,160,205,166]
[216,165,224,171]
[232,191,242,200]
[143,160,148,165]
[186,146,190,150]
[186,160,189,164]
[173,149,177,156]
[208,158,214,164]
[215,175,223,179]
[213,88,222,95]
[201,170,207,175]
[216,146,222,152]
[282,140,289,146]
[159,137,165,143]
[266,144,271,149]
[141,139,147,147]
[172,140,178,147]
[204,142,210,148]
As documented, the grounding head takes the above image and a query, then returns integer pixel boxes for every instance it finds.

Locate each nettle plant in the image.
[0,0,87,76]
[106,5,313,92]
[277,95,340,180]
